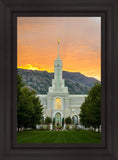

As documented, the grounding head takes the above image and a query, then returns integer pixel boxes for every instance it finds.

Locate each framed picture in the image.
[17,16,101,144]
[0,0,118,160]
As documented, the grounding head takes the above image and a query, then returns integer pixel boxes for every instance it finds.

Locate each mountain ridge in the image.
[17,68,100,94]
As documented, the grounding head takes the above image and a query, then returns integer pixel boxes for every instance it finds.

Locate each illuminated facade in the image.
[37,41,87,126]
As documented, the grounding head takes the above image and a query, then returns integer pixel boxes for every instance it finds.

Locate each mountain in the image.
[17,68,100,94]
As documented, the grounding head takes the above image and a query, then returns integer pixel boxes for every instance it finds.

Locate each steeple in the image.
[57,39,60,59]
[48,39,68,93]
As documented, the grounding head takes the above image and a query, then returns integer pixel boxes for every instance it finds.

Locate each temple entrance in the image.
[72,115,78,125]
[55,112,61,126]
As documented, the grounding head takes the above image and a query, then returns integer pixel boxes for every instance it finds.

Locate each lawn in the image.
[17,130,101,143]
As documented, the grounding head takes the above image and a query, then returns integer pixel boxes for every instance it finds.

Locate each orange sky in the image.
[17,17,101,80]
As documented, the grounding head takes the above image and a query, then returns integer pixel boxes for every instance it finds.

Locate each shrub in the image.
[65,117,72,125]
[39,126,45,131]
[65,126,70,130]
[45,116,52,125]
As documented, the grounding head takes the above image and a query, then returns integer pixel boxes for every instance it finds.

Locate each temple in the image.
[37,40,87,127]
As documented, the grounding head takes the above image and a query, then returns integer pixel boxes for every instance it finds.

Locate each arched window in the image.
[55,112,61,126]
[55,98,61,110]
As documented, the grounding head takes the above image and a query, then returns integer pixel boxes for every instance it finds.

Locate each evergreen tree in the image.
[79,82,101,132]
[17,74,43,132]
[30,95,43,129]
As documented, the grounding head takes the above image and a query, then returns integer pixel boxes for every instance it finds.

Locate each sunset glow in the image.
[17,17,101,81]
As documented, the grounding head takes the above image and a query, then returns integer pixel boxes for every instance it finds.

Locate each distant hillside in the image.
[17,68,100,94]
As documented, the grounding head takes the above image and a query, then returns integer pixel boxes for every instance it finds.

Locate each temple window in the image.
[55,98,61,110]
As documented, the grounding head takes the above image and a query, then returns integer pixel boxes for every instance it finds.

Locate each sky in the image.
[17,17,101,80]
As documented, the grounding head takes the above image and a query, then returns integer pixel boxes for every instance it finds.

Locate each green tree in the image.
[62,117,64,127]
[30,93,43,129]
[17,74,25,131]
[18,88,34,129]
[79,82,101,132]
[17,74,24,113]
[45,116,52,125]
[52,117,55,126]
[17,74,43,132]
[65,116,72,125]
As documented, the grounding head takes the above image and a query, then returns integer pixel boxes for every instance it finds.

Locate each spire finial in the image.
[57,39,60,59]
[57,39,60,45]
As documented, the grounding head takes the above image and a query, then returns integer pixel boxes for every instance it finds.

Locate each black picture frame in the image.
[0,0,118,160]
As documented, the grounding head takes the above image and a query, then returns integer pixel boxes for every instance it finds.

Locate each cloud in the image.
[17,17,101,80]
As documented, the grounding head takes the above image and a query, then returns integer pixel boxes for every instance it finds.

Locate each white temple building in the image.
[37,40,87,126]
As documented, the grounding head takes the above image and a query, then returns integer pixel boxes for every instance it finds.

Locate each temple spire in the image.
[57,39,60,59]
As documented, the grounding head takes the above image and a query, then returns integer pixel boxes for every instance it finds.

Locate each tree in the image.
[17,74,24,114]
[62,117,64,127]
[17,74,43,132]
[17,74,25,131]
[40,116,45,125]
[45,116,52,125]
[65,116,72,125]
[29,93,43,129]
[17,88,34,130]
[79,82,101,132]
[52,117,55,126]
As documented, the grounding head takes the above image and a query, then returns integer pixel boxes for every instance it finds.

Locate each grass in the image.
[17,130,101,143]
